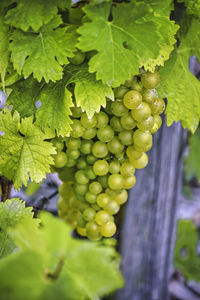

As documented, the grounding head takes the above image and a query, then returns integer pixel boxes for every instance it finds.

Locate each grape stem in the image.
[0,176,13,202]
[45,255,66,280]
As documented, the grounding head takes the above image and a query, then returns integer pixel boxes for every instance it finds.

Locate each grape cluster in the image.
[53,70,165,241]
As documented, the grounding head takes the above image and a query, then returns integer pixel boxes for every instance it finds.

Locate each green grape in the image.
[80,140,93,154]
[77,215,87,228]
[74,170,89,184]
[92,141,108,158]
[149,97,165,115]
[92,204,101,211]
[100,221,116,237]
[54,151,68,168]
[124,76,137,88]
[106,200,120,215]
[123,90,142,109]
[120,160,135,177]
[131,80,143,92]
[108,174,123,190]
[141,71,160,89]
[81,113,97,128]
[83,208,96,221]
[70,120,85,138]
[115,189,128,205]
[110,116,123,132]
[95,210,111,225]
[86,154,98,165]
[151,115,162,134]
[137,116,154,131]
[109,160,121,174]
[97,125,114,142]
[74,183,88,196]
[111,100,128,117]
[82,127,97,139]
[126,145,143,160]
[95,111,109,128]
[115,151,125,162]
[130,152,148,169]
[118,130,133,146]
[77,226,87,237]
[86,221,101,239]
[131,102,151,122]
[58,166,75,182]
[142,88,158,104]
[97,193,111,208]
[57,196,68,211]
[77,158,87,169]
[85,166,96,180]
[133,129,152,151]
[97,175,108,188]
[120,113,137,130]
[108,137,124,155]
[66,149,80,160]
[114,86,129,99]
[52,139,64,151]
[93,160,109,176]
[123,175,136,189]
[88,232,102,241]
[76,194,85,202]
[79,202,89,211]
[89,181,102,194]
[66,137,81,150]
[105,188,117,197]
[66,157,76,167]
[85,191,97,204]
[69,50,85,65]
[71,106,82,118]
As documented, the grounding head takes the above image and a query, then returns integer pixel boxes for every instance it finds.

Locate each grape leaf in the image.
[0,198,34,259]
[65,64,114,117]
[185,129,200,181]
[35,82,73,137]
[177,0,200,18]
[10,18,78,83]
[4,0,71,31]
[7,77,41,117]
[0,14,10,89]
[158,18,200,133]
[0,109,56,189]
[0,212,123,300]
[77,1,176,87]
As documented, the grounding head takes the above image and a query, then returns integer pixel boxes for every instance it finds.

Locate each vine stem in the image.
[0,176,13,202]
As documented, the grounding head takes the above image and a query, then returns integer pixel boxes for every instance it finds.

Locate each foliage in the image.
[174,219,200,282]
[185,128,200,181]
[0,199,123,300]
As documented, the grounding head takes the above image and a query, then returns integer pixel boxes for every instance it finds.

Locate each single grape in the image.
[74,170,89,184]
[131,102,151,122]
[70,119,85,138]
[133,129,152,151]
[115,189,128,205]
[108,174,123,190]
[108,137,124,155]
[120,113,137,130]
[114,86,129,99]
[85,166,96,180]
[124,76,137,88]
[106,200,120,215]
[151,115,162,134]
[149,97,165,115]
[131,80,143,92]
[66,149,80,160]
[126,145,143,160]
[142,88,158,104]
[119,130,133,146]
[100,221,116,237]
[123,175,136,189]
[74,183,88,196]
[95,210,112,225]
[54,151,68,168]
[77,215,87,228]
[97,193,111,208]
[111,101,129,117]
[77,158,87,169]
[130,152,148,169]
[92,141,108,158]
[65,157,76,167]
[95,111,109,128]
[93,160,109,176]
[71,106,82,118]
[89,181,102,194]
[141,71,160,89]
[92,204,101,211]
[52,139,64,151]
[80,140,93,154]
[86,154,98,165]
[85,191,97,204]
[97,125,114,142]
[81,113,97,128]
[97,175,108,188]
[77,226,87,237]
[123,90,142,109]
[120,160,135,177]
[58,166,76,182]
[82,127,97,139]
[110,116,123,132]
[66,137,81,150]
[109,160,121,174]
[137,115,154,131]
[69,50,85,65]
[83,208,96,221]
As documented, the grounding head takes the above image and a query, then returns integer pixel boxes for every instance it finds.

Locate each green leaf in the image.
[0,14,10,89]
[158,18,200,133]
[174,219,200,282]
[10,18,78,83]
[77,1,176,87]
[7,77,41,117]
[5,0,71,31]
[65,64,114,117]
[35,82,73,137]
[177,0,200,18]
[0,109,56,189]
[0,212,123,300]
[185,128,200,181]
[0,198,34,259]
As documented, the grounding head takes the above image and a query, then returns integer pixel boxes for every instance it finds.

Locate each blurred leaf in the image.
[185,128,200,182]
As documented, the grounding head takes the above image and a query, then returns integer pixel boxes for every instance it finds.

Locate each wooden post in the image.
[116,119,187,300]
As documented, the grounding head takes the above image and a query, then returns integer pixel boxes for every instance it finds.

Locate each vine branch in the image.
[0,176,13,202]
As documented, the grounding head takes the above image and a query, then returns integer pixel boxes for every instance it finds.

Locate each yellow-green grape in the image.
[77,226,87,237]
[151,115,162,134]
[97,193,111,208]
[81,113,97,128]
[92,204,101,211]
[110,116,123,132]
[126,145,143,160]
[108,174,124,190]
[66,149,80,160]
[57,196,68,212]
[108,137,124,155]
[52,139,64,151]
[119,130,133,146]
[54,151,68,168]
[106,200,120,215]
[93,160,109,176]
[89,181,102,195]
[80,140,93,155]
[131,102,151,122]
[109,160,121,174]
[85,166,96,180]
[130,152,148,169]
[82,127,97,139]
[114,189,128,205]
[92,141,108,158]
[74,183,88,196]
[123,90,142,109]
[95,210,112,225]
[86,221,101,241]
[114,86,129,99]
[66,138,81,150]
[137,115,154,131]
[97,125,114,142]
[85,191,97,204]
[75,170,89,184]
[77,158,87,169]
[70,120,85,138]
[131,80,143,92]
[100,221,117,237]
[133,129,152,151]
[83,208,96,221]
[120,113,137,130]
[77,215,87,228]
[111,101,129,117]
[97,175,108,188]
[124,76,137,88]
[120,160,135,177]
[95,111,109,128]
[149,97,165,115]
[71,106,82,118]
[123,175,136,189]
[105,188,117,197]
[69,50,85,65]
[86,154,98,165]
[142,88,158,104]
[141,71,160,89]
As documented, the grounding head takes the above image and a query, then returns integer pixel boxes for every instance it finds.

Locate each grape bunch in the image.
[53,70,165,241]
